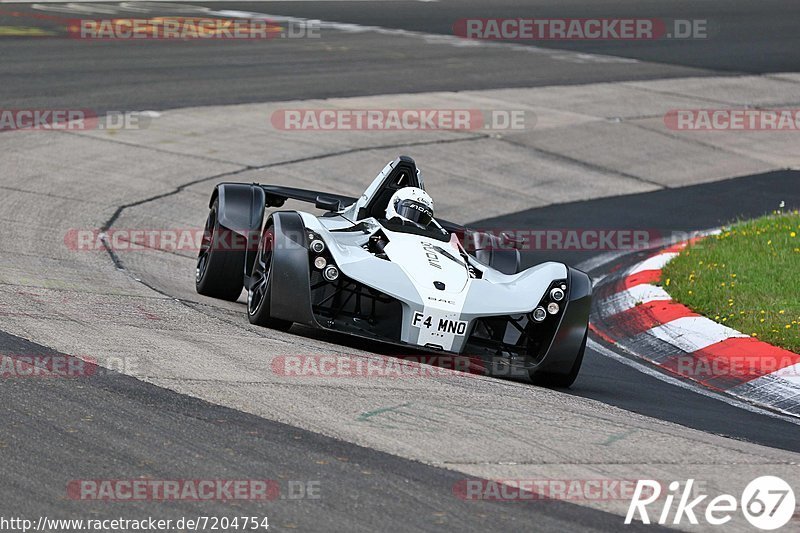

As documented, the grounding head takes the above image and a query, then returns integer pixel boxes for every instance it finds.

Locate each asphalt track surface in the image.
[1,0,798,110]
[1,167,798,529]
[2,1,800,531]
[2,330,663,532]
[219,0,800,72]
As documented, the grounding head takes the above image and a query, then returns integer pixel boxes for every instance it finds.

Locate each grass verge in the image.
[660,210,800,353]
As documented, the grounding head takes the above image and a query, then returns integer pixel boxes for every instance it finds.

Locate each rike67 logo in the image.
[626,477,796,530]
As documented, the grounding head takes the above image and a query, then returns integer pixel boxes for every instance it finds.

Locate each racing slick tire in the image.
[195,198,245,301]
[529,329,587,388]
[247,223,293,331]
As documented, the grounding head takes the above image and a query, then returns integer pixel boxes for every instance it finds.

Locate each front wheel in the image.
[529,329,587,388]
[247,224,293,331]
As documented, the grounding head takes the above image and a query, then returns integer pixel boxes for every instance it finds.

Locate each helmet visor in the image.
[395,199,433,226]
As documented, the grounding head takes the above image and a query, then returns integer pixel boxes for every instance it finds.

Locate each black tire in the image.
[195,199,245,301]
[247,224,293,331]
[529,329,587,388]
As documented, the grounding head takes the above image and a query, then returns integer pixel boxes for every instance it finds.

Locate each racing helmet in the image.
[385,187,434,227]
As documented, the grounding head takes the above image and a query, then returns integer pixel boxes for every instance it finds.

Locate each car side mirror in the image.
[315,196,342,212]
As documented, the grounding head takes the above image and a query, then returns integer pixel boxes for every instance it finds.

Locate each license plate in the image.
[412,311,467,335]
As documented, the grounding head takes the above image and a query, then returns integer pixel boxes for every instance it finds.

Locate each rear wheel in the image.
[195,199,245,301]
[247,224,293,331]
[529,330,587,388]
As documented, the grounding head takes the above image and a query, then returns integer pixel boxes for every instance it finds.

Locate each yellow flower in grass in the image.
[791,231,797,238]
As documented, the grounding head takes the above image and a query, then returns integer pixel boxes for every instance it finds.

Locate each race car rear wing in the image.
[260,184,356,211]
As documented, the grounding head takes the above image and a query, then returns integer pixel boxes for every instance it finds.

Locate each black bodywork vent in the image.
[310,270,403,341]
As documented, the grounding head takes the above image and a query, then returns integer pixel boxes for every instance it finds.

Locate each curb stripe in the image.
[648,316,747,353]
[772,363,800,383]
[659,242,689,255]
[628,252,678,274]
[622,269,661,289]
[660,338,800,391]
[588,323,617,345]
[610,301,698,338]
[618,330,693,366]
[590,237,800,417]
[729,370,800,416]
[601,283,672,313]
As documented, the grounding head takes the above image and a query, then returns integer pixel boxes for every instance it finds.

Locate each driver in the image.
[385,187,435,228]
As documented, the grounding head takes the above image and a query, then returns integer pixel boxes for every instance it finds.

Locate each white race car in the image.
[195,156,591,386]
